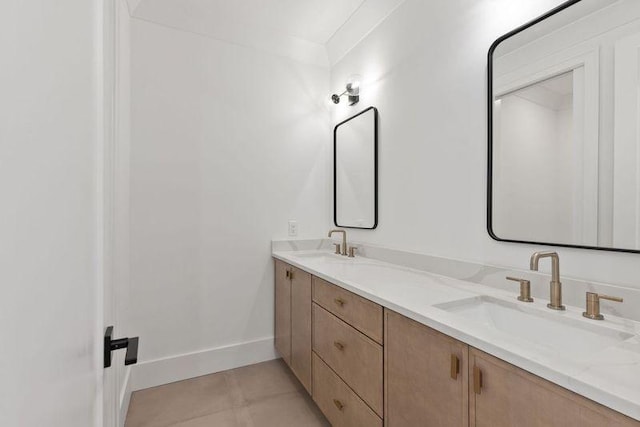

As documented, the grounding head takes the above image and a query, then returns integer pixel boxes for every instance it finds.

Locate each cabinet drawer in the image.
[312,276,383,344]
[313,303,383,416]
[312,353,382,427]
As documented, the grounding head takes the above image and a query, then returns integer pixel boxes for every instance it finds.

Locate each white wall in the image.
[129,18,330,383]
[0,1,103,426]
[330,0,640,290]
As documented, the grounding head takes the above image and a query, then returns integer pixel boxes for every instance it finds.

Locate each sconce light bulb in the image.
[346,74,362,95]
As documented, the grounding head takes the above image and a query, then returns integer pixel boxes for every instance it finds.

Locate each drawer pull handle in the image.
[285,269,290,279]
[334,298,345,307]
[450,354,460,380]
[333,341,345,351]
[333,399,344,411]
[473,365,483,394]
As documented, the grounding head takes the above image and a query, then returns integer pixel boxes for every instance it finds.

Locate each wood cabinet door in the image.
[385,309,469,427]
[274,259,291,365]
[470,348,640,427]
[290,266,312,394]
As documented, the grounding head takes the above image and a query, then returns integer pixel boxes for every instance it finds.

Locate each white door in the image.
[103,0,118,425]
[0,0,120,426]
[103,1,134,425]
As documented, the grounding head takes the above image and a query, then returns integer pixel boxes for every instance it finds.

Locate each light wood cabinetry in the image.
[313,276,383,344]
[290,267,312,393]
[275,258,639,426]
[274,259,291,365]
[385,309,469,427]
[313,303,384,416]
[469,348,640,427]
[313,353,383,427]
[274,260,312,393]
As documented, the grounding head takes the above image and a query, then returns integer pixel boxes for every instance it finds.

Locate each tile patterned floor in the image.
[125,359,330,427]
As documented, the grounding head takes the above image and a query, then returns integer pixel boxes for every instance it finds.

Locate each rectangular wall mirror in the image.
[334,106,378,229]
[489,0,640,253]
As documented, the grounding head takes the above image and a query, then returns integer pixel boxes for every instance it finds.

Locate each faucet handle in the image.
[506,277,534,302]
[332,243,341,255]
[598,294,624,303]
[348,246,357,258]
[583,292,623,320]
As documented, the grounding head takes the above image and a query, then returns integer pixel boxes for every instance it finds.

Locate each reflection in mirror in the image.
[489,0,640,252]
[334,107,378,229]
[494,72,577,244]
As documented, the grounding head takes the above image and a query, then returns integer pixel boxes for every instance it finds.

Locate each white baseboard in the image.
[118,367,132,427]
[130,337,278,392]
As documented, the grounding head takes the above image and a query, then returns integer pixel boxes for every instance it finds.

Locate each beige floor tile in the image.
[227,359,305,404]
[125,372,243,427]
[246,393,330,427]
[170,407,253,427]
[126,359,328,427]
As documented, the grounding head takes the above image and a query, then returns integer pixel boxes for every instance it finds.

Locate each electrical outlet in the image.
[288,220,298,237]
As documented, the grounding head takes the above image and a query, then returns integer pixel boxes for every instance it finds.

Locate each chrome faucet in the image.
[529,251,565,310]
[328,229,347,256]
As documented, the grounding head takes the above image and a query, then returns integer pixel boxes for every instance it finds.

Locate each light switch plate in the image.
[288,220,298,237]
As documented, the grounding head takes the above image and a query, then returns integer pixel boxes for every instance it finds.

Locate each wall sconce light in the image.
[332,74,361,106]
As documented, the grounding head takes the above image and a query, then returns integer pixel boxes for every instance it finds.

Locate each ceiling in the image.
[509,72,573,111]
[127,0,406,66]
[539,71,573,96]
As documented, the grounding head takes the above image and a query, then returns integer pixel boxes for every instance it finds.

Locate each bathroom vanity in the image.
[272,246,640,426]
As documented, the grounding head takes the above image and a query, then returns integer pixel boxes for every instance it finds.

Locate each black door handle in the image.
[104,326,140,368]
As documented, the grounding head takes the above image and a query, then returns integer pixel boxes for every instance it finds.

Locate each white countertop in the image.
[272,249,640,421]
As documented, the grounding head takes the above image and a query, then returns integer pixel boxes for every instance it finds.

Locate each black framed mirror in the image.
[334,106,378,229]
[488,0,640,253]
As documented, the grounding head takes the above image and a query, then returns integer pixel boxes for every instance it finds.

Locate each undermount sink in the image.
[435,296,633,358]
